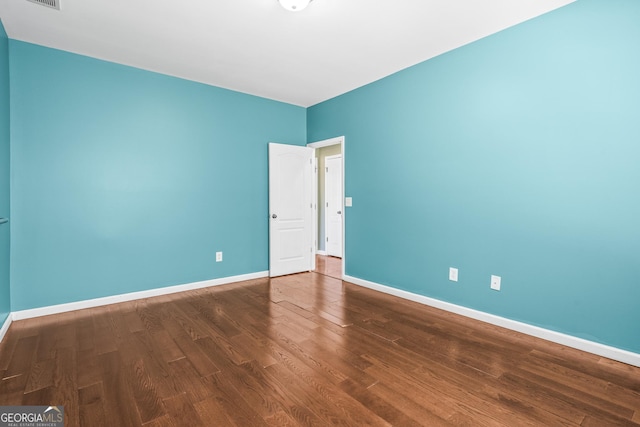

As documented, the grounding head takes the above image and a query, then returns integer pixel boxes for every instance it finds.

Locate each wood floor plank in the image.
[365,379,454,426]
[495,371,587,425]
[214,360,290,420]
[75,314,96,353]
[277,300,315,319]
[581,414,640,427]
[0,332,19,372]
[91,308,118,355]
[314,255,342,280]
[230,333,279,368]
[160,317,221,377]
[193,395,241,427]
[134,300,164,335]
[187,295,242,339]
[21,385,52,406]
[0,271,638,426]
[265,361,390,427]
[299,338,377,388]
[162,299,210,341]
[126,358,166,424]
[378,349,577,427]
[338,378,425,427]
[0,374,27,405]
[263,410,301,427]
[365,359,495,426]
[24,358,55,393]
[517,355,636,419]
[152,329,185,364]
[162,393,204,427]
[4,335,38,378]
[51,347,80,427]
[199,371,270,427]
[166,358,214,403]
[125,331,187,400]
[143,415,175,427]
[78,382,107,427]
[77,348,101,389]
[530,348,640,395]
[260,322,349,386]
[98,351,143,427]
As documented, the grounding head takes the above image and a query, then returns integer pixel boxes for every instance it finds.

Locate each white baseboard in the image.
[0,314,12,344]
[316,250,327,256]
[11,271,269,321]
[344,275,640,368]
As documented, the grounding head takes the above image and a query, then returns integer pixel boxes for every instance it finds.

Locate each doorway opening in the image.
[307,137,345,279]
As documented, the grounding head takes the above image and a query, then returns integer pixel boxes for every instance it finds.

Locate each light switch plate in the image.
[345,197,352,207]
[449,267,458,282]
[491,275,501,291]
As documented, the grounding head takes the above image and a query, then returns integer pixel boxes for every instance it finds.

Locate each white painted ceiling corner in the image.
[0,0,576,107]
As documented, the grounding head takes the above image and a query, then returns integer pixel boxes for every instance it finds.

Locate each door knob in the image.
[272,214,278,219]
[337,211,342,215]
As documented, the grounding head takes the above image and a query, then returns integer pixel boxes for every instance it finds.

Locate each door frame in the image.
[307,136,345,279]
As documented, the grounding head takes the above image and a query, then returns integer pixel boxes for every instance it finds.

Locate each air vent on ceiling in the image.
[26,0,60,10]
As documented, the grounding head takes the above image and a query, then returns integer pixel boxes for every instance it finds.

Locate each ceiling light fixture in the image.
[278,0,312,12]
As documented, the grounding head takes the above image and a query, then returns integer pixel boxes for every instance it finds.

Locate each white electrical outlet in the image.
[216,251,223,262]
[345,197,353,207]
[449,267,458,282]
[491,275,501,291]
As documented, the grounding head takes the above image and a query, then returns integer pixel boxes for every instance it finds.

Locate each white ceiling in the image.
[0,0,575,107]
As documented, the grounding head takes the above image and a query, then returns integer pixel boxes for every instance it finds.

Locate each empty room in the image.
[0,0,639,426]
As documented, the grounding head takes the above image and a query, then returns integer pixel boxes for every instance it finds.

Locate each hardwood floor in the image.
[1,272,639,426]
[315,255,342,280]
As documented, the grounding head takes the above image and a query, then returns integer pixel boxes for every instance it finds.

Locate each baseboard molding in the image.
[0,314,12,344]
[12,271,269,321]
[316,250,327,256]
[344,275,640,368]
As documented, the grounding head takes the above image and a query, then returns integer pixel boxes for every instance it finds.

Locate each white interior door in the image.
[269,143,314,277]
[325,155,343,258]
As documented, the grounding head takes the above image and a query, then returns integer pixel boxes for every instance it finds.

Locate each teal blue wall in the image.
[308,0,640,353]
[0,21,10,325]
[9,41,306,311]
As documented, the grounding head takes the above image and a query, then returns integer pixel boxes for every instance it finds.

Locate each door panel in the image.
[325,155,343,258]
[269,143,314,277]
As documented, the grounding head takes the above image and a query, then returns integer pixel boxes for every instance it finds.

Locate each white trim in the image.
[0,314,12,344]
[344,275,640,368]
[12,271,269,321]
[316,250,327,256]
[307,136,343,149]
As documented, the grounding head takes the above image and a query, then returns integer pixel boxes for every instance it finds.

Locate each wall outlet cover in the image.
[491,275,501,291]
[449,267,458,282]
[216,251,223,262]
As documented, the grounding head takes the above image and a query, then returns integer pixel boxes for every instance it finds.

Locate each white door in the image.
[325,155,343,258]
[269,143,314,277]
